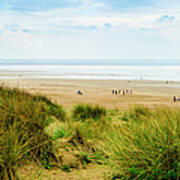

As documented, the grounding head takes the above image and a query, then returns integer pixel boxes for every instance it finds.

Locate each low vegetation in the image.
[0,86,66,179]
[72,104,106,121]
[0,86,179,179]
[108,106,180,179]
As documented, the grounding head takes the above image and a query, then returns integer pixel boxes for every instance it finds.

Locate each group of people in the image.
[77,89,133,96]
[112,89,133,95]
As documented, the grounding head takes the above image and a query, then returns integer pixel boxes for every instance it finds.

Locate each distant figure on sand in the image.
[174,96,176,102]
[77,90,83,95]
[123,90,125,95]
[112,89,118,95]
[174,96,180,102]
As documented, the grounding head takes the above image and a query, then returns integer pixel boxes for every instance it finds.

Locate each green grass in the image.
[0,86,67,179]
[72,104,106,121]
[52,127,68,140]
[107,106,180,179]
[0,86,180,179]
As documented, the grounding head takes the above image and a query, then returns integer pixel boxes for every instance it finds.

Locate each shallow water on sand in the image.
[0,64,180,81]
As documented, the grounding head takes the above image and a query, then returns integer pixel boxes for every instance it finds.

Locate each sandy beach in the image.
[1,78,180,110]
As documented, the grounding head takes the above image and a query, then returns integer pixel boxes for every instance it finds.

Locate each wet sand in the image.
[1,78,180,110]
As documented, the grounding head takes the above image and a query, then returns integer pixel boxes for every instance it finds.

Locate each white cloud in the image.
[1,1,180,59]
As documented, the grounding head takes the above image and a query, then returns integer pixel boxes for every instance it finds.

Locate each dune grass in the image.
[0,86,66,179]
[0,86,180,179]
[72,104,106,121]
[107,106,180,179]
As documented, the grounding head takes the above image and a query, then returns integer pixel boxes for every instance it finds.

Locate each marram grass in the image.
[107,106,180,180]
[72,103,106,121]
[0,86,66,179]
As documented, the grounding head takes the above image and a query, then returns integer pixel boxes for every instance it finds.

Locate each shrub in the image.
[72,104,106,121]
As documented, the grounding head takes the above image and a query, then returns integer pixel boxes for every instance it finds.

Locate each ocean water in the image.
[0,59,180,81]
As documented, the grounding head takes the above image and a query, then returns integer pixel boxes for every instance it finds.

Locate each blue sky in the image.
[0,0,180,59]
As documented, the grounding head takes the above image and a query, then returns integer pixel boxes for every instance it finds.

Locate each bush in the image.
[107,107,180,180]
[72,104,106,121]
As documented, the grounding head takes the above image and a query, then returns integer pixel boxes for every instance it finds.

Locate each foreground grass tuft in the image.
[0,86,67,179]
[107,107,180,179]
[72,104,106,121]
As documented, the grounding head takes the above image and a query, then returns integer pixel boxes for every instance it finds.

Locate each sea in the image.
[0,59,180,81]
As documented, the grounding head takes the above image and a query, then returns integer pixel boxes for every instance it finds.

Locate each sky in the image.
[0,0,180,59]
